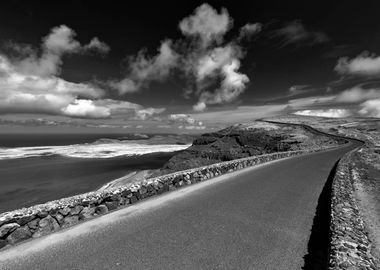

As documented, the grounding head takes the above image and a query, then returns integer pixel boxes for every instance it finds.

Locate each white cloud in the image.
[94,99,142,114]
[108,78,139,94]
[191,104,287,124]
[193,101,207,112]
[134,107,166,120]
[335,52,380,77]
[288,84,310,94]
[169,114,202,125]
[130,40,178,81]
[61,99,111,118]
[195,45,241,81]
[196,58,248,109]
[288,95,336,107]
[43,25,81,54]
[179,6,251,111]
[179,3,232,47]
[109,40,178,94]
[110,4,254,111]
[359,99,380,118]
[184,125,206,130]
[187,43,249,111]
[272,20,329,47]
[0,28,163,121]
[238,23,262,40]
[13,25,109,77]
[83,37,110,54]
[0,54,104,116]
[0,25,116,119]
[294,109,351,118]
[335,86,380,103]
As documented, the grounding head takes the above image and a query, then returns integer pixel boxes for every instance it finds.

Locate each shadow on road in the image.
[302,160,339,270]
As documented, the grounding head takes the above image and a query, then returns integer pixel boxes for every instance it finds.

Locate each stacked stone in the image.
[0,146,338,250]
[329,151,378,269]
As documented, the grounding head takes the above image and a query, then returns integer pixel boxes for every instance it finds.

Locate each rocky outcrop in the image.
[329,150,379,269]
[0,146,336,250]
[154,123,346,176]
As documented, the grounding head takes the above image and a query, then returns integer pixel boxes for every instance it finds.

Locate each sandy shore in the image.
[97,170,157,191]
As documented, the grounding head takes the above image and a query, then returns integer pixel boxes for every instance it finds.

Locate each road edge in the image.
[328,149,379,269]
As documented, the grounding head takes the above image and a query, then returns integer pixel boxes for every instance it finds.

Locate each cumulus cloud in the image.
[11,25,109,77]
[169,114,197,125]
[294,109,351,118]
[109,40,178,94]
[0,25,115,119]
[272,20,329,47]
[0,54,105,116]
[179,3,232,47]
[335,86,380,103]
[178,5,251,111]
[43,25,81,54]
[335,52,380,77]
[359,99,380,118]
[181,43,249,111]
[196,57,249,108]
[108,78,139,94]
[91,99,165,121]
[194,45,238,81]
[83,37,111,54]
[133,107,166,120]
[61,99,111,118]
[193,101,207,112]
[111,4,256,111]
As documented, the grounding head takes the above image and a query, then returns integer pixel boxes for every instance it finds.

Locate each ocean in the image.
[0,133,191,213]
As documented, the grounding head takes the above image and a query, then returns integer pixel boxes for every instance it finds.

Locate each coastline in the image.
[97,169,157,191]
[0,151,178,213]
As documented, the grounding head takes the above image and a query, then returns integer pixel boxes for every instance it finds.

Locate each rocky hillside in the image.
[152,121,345,176]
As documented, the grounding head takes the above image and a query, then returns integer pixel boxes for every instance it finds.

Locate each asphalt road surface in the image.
[0,141,361,270]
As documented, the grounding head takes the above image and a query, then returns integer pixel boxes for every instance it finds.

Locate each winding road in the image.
[0,140,362,270]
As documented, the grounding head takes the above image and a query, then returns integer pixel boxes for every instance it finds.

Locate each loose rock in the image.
[33,215,60,238]
[16,215,35,226]
[0,223,20,238]
[61,216,79,228]
[70,205,83,216]
[79,207,95,220]
[7,226,32,244]
[105,201,118,211]
[95,205,108,215]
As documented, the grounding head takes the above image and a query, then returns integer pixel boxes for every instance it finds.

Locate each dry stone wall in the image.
[0,147,333,250]
[329,150,378,269]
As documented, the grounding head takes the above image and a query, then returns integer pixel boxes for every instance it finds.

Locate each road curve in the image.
[0,141,361,270]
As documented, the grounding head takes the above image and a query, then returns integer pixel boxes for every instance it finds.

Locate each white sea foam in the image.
[0,142,191,160]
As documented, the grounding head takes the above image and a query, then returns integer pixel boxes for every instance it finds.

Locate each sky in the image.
[0,0,380,133]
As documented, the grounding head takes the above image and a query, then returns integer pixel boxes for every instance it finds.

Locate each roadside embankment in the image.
[329,149,379,269]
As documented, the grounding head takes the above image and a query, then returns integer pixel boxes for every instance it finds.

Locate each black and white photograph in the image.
[0,1,379,269]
